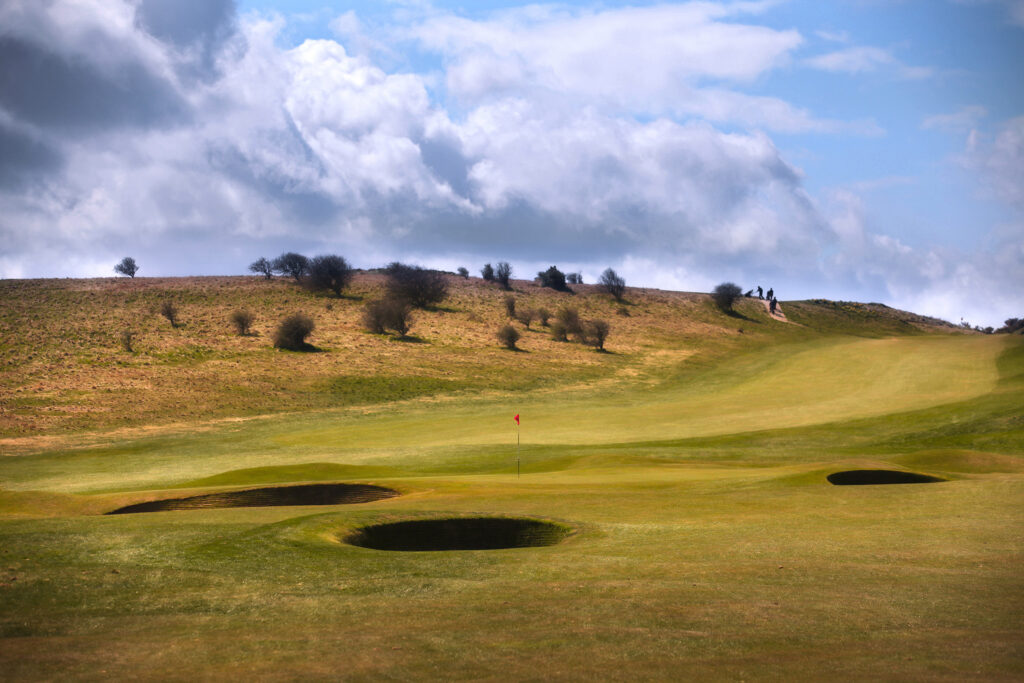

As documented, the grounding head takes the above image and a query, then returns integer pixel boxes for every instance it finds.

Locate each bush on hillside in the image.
[515,308,535,329]
[549,321,568,342]
[274,313,315,350]
[385,262,449,308]
[497,324,520,350]
[599,268,626,301]
[230,310,254,336]
[537,265,568,291]
[160,301,179,328]
[114,256,139,278]
[306,254,353,296]
[537,307,551,326]
[555,306,583,340]
[504,294,516,318]
[712,282,743,312]
[119,329,134,352]
[481,263,495,281]
[363,298,414,337]
[457,267,469,279]
[583,319,610,350]
[997,317,1024,334]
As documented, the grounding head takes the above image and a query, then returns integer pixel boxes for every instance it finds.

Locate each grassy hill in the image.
[1,274,1021,680]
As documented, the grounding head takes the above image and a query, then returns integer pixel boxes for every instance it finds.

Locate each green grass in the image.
[0,277,1021,679]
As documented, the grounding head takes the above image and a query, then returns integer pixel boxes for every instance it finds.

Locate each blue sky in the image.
[1,0,1022,325]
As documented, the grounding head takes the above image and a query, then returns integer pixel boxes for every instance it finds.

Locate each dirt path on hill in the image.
[762,298,795,323]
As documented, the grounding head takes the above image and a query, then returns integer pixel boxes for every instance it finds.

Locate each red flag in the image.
[514,414,519,425]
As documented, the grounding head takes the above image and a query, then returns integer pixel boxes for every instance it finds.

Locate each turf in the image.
[0,276,1021,680]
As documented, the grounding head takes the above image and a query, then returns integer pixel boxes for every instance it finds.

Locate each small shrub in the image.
[159,301,178,328]
[583,319,610,350]
[114,256,138,278]
[550,321,568,342]
[515,308,535,329]
[481,263,495,281]
[457,267,469,279]
[504,294,516,318]
[556,306,583,340]
[249,257,273,279]
[362,300,388,334]
[385,262,449,308]
[119,329,134,352]
[274,313,315,350]
[537,308,551,326]
[496,262,512,290]
[566,272,583,285]
[599,268,626,301]
[497,324,520,350]
[230,310,254,336]
[363,299,413,337]
[712,282,743,312]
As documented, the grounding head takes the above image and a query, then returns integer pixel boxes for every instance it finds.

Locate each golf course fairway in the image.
[1,276,1021,680]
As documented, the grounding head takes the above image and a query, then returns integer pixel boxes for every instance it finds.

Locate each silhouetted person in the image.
[744,289,753,297]
[756,286,763,300]
[766,288,774,300]
[770,297,778,314]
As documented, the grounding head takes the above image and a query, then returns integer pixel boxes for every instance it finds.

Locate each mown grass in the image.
[0,276,1020,679]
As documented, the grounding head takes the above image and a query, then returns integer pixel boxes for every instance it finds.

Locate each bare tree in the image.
[272,252,309,281]
[537,307,552,326]
[307,254,353,296]
[114,257,139,278]
[385,262,449,308]
[599,268,626,301]
[249,257,273,279]
[496,262,512,290]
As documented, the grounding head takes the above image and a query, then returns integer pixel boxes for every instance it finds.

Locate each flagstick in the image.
[516,425,520,480]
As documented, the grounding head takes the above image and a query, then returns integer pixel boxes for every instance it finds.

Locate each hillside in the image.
[0,274,963,451]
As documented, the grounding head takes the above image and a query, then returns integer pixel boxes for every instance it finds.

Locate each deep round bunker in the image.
[827,470,945,486]
[107,483,399,514]
[344,517,572,551]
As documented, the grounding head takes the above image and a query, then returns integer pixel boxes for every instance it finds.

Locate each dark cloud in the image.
[135,0,242,81]
[0,122,62,189]
[0,35,189,132]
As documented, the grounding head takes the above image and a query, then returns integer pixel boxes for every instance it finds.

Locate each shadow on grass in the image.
[394,335,427,344]
[276,343,327,353]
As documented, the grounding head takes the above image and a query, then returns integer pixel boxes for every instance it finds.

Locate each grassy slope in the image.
[1,276,1022,680]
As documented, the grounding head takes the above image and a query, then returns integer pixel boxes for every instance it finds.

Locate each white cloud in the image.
[805,46,932,79]
[400,3,880,135]
[922,105,988,132]
[965,116,1024,210]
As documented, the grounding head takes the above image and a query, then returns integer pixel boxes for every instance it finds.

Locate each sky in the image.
[1,0,1022,326]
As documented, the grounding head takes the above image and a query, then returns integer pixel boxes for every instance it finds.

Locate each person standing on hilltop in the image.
[766,288,774,301]
[756,286,764,299]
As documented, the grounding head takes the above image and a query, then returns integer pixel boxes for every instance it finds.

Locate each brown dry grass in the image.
[0,274,955,450]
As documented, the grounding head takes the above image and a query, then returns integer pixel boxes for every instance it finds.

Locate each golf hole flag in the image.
[514,414,519,425]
